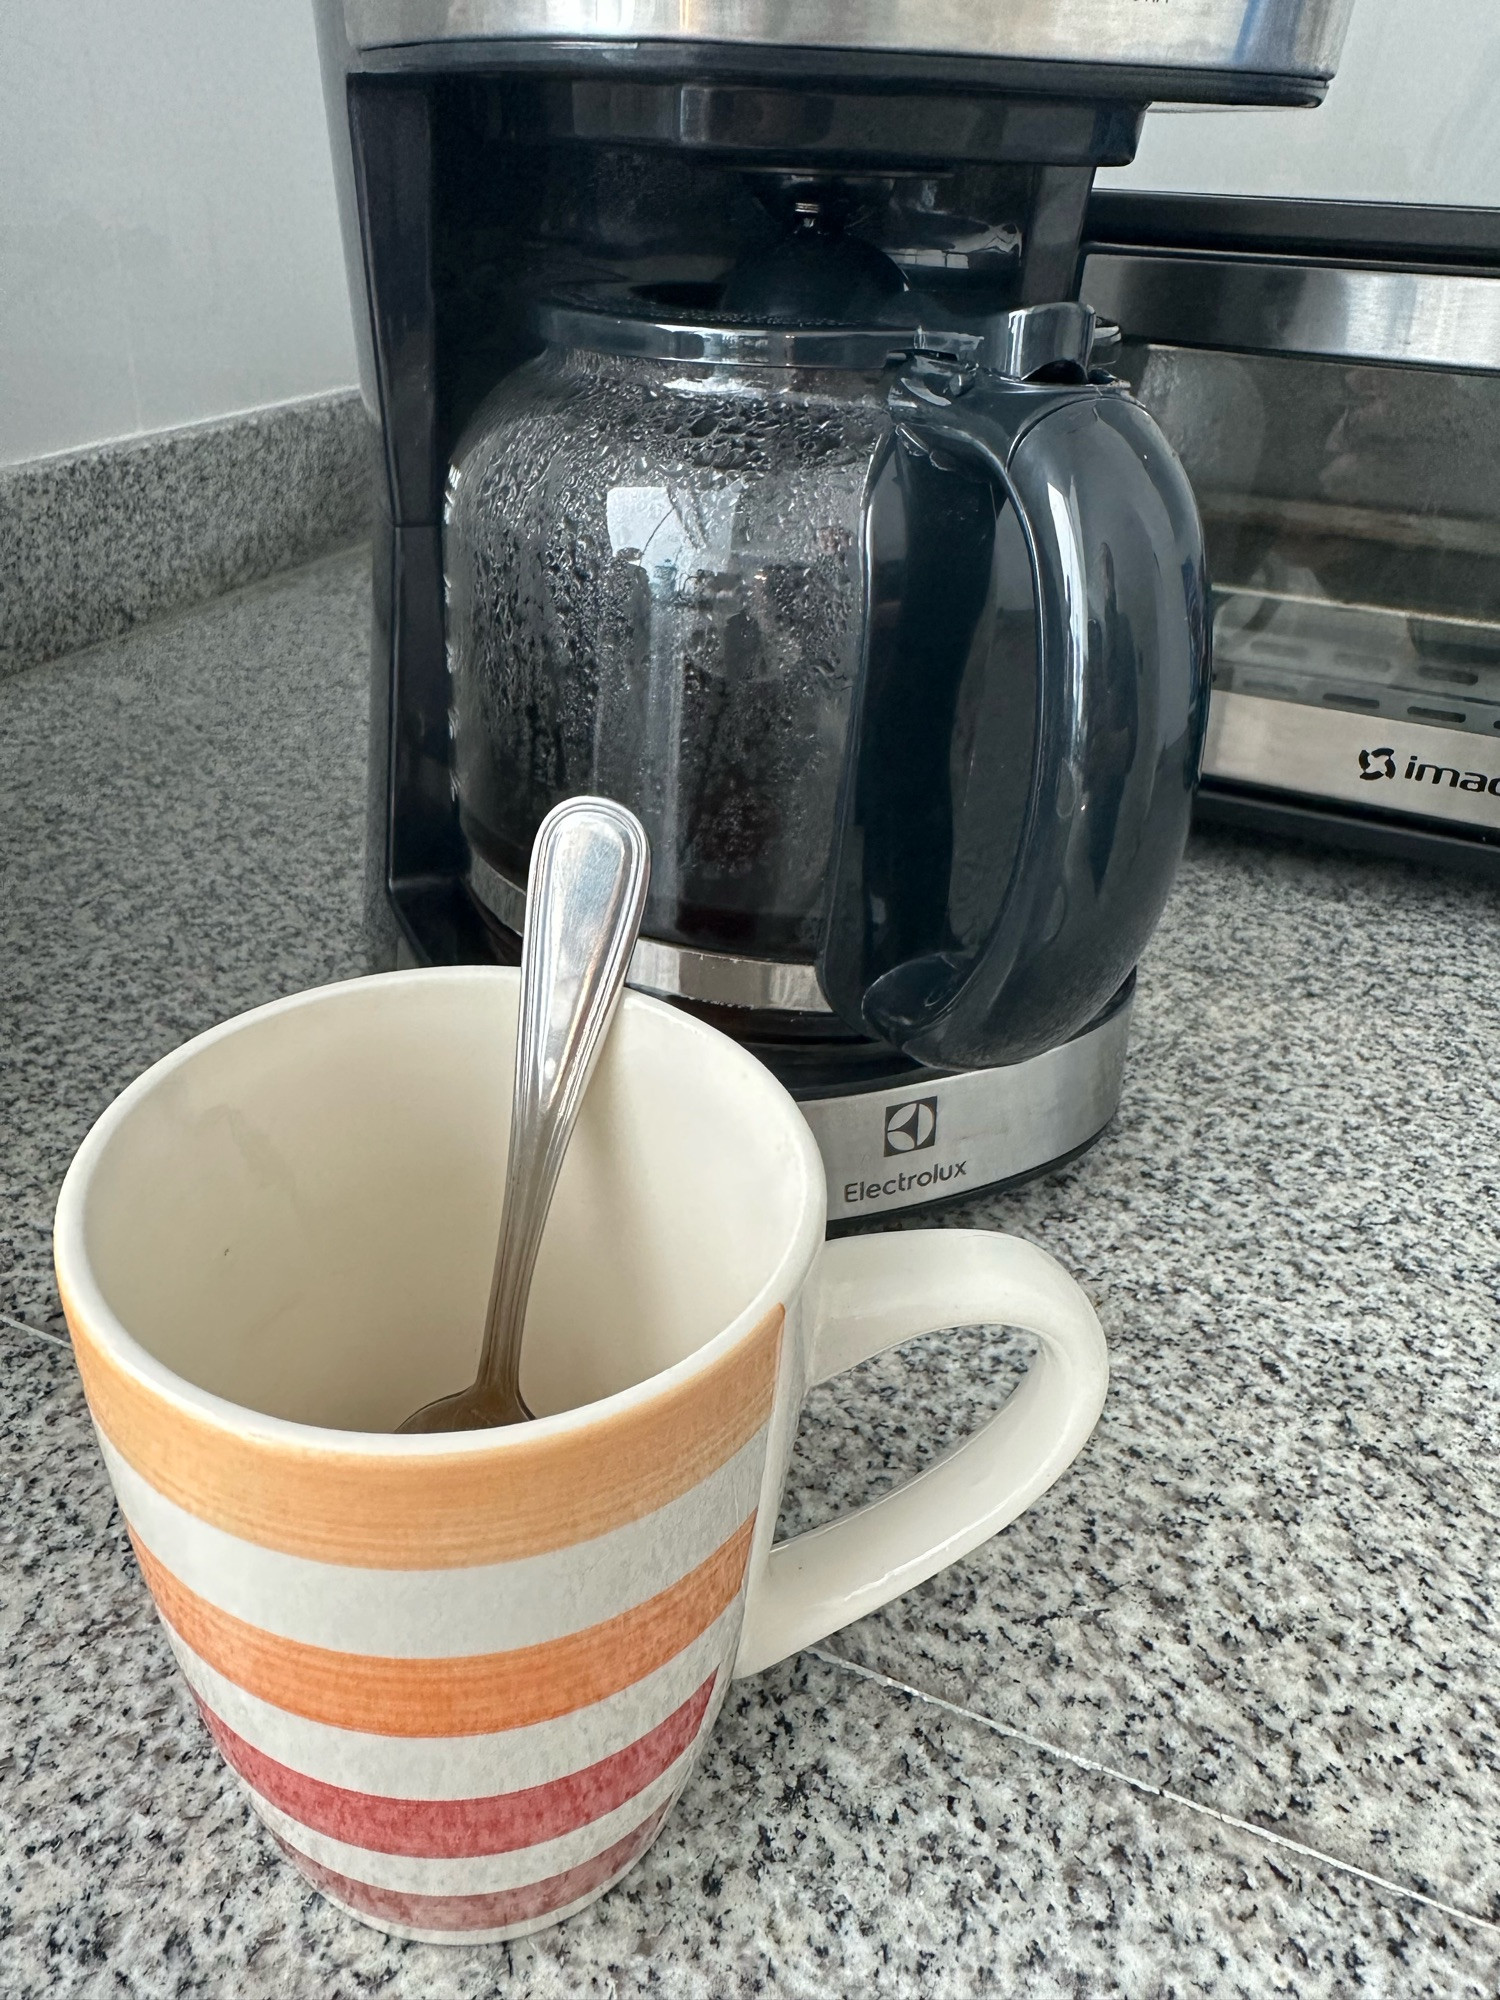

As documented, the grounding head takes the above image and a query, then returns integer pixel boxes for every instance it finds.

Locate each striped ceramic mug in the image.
[55,968,1107,1945]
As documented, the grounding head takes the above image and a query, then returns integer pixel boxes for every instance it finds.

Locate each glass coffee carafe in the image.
[447,306,887,964]
[445,288,1210,1071]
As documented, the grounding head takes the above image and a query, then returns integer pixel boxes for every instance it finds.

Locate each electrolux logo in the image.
[845,1097,969,1207]
[1359,745,1500,796]
[884,1097,938,1156]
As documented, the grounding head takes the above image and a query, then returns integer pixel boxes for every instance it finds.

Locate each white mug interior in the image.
[64,969,823,1433]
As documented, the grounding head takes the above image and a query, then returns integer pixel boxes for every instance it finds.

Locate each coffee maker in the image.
[315,0,1352,1224]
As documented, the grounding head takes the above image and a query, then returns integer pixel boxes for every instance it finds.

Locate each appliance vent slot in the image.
[1416,665,1480,686]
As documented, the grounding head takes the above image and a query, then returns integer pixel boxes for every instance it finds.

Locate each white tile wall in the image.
[0,0,358,468]
[1100,0,1500,208]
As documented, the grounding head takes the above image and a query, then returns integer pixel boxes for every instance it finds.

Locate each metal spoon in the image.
[399,795,650,1433]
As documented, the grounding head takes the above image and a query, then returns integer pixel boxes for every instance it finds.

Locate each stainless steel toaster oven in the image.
[1083,196,1500,877]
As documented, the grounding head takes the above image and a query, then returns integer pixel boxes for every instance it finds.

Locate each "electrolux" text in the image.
[844,1160,969,1204]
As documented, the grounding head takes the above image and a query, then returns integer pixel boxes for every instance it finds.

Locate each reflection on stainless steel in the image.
[469,851,834,1013]
[1083,254,1500,374]
[1204,691,1500,834]
[980,300,1098,379]
[536,299,1100,380]
[808,986,1133,1224]
[1213,587,1500,738]
[536,302,937,373]
[629,938,833,1013]
[1117,342,1500,633]
[343,0,1352,80]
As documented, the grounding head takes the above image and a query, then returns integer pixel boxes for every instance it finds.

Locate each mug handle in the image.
[733,1230,1108,1678]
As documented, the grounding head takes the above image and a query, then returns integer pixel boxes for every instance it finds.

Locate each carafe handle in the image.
[818,362,1211,1071]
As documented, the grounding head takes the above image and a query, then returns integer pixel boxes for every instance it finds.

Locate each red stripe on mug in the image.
[196,1674,715,1858]
[277,1800,673,1934]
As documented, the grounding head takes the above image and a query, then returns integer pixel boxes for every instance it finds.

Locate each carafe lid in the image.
[537,291,937,371]
[536,290,1108,378]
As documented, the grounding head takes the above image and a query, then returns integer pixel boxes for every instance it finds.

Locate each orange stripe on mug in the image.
[66,1291,781,1568]
[133,1518,755,1737]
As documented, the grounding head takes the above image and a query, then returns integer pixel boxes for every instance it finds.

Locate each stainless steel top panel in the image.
[341,0,1354,85]
[1081,252,1500,374]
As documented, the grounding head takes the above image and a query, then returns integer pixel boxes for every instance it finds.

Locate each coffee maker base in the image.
[799,985,1132,1227]
[391,891,1132,1229]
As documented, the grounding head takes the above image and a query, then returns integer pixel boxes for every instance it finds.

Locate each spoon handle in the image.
[476,796,651,1414]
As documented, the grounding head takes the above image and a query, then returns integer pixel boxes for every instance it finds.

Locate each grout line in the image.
[0,1310,70,1351]
[809,1647,1500,1940]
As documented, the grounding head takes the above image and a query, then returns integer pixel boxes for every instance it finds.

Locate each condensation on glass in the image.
[445,342,890,958]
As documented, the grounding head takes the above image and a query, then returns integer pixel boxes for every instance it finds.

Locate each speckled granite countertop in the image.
[3,546,1499,1996]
